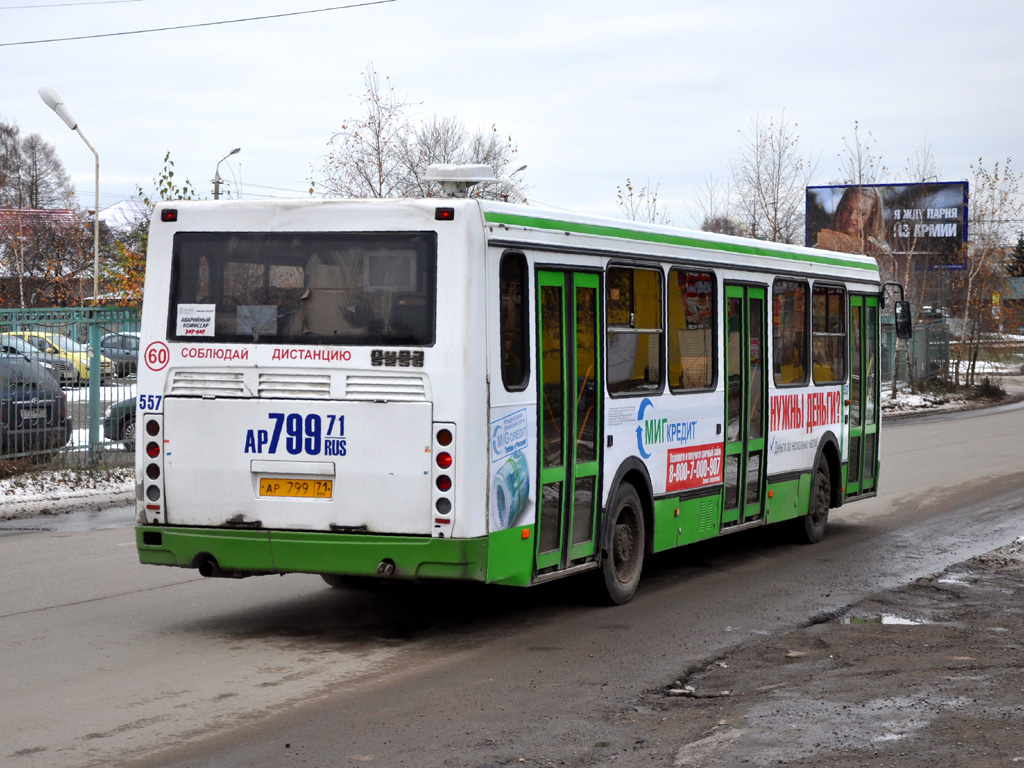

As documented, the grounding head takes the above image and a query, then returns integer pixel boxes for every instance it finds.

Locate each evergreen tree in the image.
[0,118,74,209]
[1007,232,1024,277]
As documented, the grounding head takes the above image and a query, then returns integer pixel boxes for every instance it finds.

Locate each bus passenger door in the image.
[536,271,602,574]
[847,295,879,497]
[722,284,767,526]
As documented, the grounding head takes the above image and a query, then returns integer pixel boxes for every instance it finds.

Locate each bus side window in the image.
[499,252,529,390]
[668,269,715,391]
[772,279,808,386]
[811,284,846,384]
[607,266,662,395]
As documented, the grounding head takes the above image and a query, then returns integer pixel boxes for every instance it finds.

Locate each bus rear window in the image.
[167,232,437,345]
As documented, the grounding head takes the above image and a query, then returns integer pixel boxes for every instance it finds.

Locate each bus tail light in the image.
[141,414,165,523]
[431,423,456,538]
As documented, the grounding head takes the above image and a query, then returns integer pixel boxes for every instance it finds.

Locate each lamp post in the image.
[213,147,240,199]
[38,87,100,303]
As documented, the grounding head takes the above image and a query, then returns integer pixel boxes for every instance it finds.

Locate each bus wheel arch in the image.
[816,433,843,509]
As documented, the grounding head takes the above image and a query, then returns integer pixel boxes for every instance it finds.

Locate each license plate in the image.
[259,477,332,499]
[21,407,46,419]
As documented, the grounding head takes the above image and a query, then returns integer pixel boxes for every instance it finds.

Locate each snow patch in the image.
[0,468,133,521]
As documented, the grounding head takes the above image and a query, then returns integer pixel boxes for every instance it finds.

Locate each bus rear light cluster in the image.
[432,423,456,537]
[142,415,165,521]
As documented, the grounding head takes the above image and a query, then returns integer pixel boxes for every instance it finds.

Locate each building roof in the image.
[99,200,148,233]
[0,208,79,228]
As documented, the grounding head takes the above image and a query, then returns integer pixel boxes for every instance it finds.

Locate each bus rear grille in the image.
[258,373,331,399]
[170,371,247,397]
[345,374,426,401]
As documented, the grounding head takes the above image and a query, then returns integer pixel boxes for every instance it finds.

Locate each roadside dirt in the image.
[560,539,1024,767]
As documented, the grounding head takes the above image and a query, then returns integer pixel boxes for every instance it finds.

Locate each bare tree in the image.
[616,178,671,225]
[901,141,939,186]
[884,141,943,392]
[837,121,888,187]
[730,111,815,244]
[316,66,525,200]
[462,125,525,201]
[951,158,1024,385]
[690,174,744,235]
[317,67,416,198]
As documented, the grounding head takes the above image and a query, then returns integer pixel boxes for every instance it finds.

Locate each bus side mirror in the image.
[894,300,913,339]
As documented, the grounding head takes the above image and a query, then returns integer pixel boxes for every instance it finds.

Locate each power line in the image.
[244,181,312,194]
[0,0,395,46]
[0,0,152,9]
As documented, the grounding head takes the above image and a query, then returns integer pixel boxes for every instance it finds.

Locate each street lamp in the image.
[213,147,240,199]
[38,87,100,303]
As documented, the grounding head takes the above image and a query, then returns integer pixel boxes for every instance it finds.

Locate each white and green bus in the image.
[135,166,910,604]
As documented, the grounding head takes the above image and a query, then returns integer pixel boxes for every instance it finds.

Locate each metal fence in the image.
[882,317,952,387]
[1,306,140,466]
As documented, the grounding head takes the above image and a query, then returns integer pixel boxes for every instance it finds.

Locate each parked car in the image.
[103,395,136,450]
[0,333,78,386]
[0,352,73,454]
[7,331,115,385]
[100,332,140,378]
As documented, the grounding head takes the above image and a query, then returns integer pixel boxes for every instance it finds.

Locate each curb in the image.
[0,490,134,523]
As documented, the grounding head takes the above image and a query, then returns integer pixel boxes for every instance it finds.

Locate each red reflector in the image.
[160,209,178,222]
[436,451,453,469]
[146,442,160,458]
[435,207,455,221]
[146,504,161,511]
[436,475,452,492]
[434,518,451,524]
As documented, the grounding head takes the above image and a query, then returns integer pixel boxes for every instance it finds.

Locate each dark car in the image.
[0,333,78,386]
[100,332,140,378]
[0,353,73,455]
[103,395,136,450]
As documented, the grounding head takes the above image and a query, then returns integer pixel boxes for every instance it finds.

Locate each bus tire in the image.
[321,574,398,591]
[598,483,645,605]
[798,457,831,544]
[321,573,351,588]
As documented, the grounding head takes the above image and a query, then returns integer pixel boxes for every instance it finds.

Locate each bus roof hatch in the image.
[424,164,496,198]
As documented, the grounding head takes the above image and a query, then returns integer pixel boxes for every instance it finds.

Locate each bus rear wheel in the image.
[321,573,351,588]
[320,574,384,590]
[798,457,831,544]
[598,483,645,605]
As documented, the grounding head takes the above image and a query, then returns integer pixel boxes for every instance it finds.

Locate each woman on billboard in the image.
[815,186,887,255]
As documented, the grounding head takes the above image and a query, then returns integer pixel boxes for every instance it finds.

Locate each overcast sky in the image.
[2,0,1021,225]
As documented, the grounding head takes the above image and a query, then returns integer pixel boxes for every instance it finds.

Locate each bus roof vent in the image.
[424,164,496,198]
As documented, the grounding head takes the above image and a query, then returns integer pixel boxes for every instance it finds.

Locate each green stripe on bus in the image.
[484,211,879,273]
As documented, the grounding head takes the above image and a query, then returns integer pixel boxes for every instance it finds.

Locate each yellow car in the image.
[10,331,116,385]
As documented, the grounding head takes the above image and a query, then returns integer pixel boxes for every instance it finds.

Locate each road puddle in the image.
[839,614,927,626]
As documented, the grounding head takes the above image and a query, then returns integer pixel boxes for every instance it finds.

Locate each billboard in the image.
[806,182,968,265]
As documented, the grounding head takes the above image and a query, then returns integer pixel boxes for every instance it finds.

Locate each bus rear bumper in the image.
[136,525,489,582]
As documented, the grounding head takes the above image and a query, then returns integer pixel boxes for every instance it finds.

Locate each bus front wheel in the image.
[798,457,831,544]
[598,483,645,605]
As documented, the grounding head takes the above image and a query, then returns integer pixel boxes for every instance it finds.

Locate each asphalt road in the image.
[2,400,1022,768]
